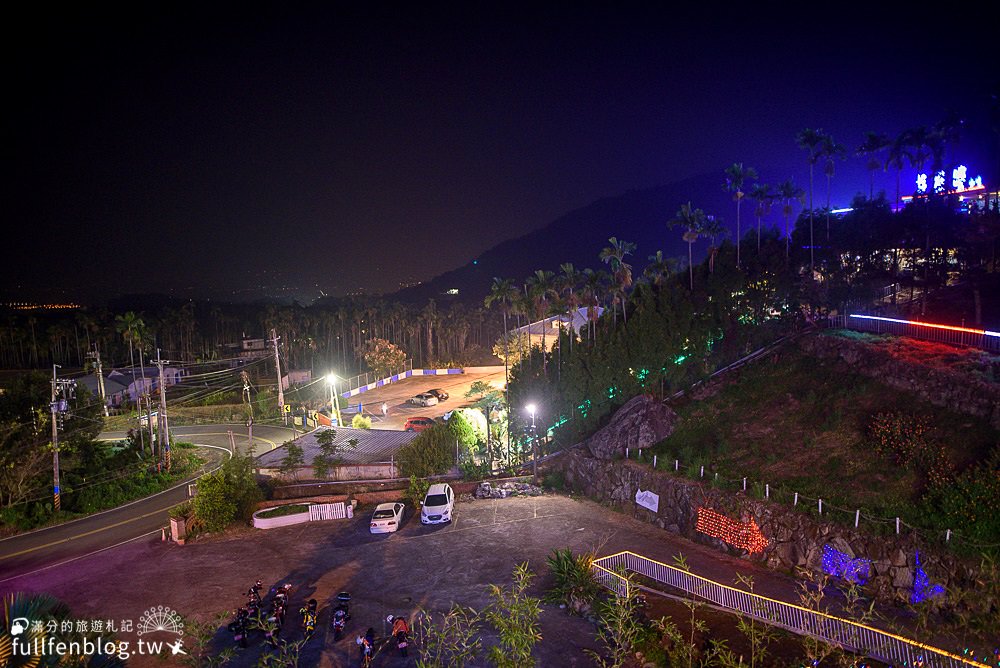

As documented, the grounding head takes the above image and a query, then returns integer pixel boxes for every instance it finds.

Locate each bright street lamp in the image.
[326,373,344,427]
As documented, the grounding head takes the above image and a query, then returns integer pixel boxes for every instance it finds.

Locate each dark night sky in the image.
[4,4,996,303]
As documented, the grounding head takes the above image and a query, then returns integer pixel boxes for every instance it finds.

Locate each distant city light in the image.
[829,207,853,214]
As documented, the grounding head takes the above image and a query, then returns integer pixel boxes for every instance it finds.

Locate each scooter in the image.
[300,599,317,641]
[389,615,409,657]
[331,592,351,641]
[227,607,251,648]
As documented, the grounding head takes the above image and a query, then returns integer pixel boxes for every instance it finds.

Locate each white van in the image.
[420,483,454,524]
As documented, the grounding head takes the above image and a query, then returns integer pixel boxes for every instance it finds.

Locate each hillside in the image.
[390,170,781,304]
[654,332,1000,551]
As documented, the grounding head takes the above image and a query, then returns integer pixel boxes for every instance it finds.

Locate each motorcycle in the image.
[331,592,351,641]
[227,607,251,648]
[247,579,263,607]
[300,599,317,641]
[389,615,409,657]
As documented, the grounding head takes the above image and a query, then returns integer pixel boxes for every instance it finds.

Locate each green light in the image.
[673,354,689,365]
[607,386,618,400]
[577,399,591,418]
[635,368,649,382]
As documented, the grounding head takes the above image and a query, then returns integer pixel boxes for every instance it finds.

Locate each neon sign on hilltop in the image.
[915,164,984,195]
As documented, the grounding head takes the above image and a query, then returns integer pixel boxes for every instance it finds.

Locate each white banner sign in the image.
[635,488,659,513]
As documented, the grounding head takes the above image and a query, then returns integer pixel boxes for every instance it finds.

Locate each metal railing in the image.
[592,551,988,668]
[827,314,1000,352]
[342,360,413,393]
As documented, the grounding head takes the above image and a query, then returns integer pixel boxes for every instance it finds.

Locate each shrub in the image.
[352,414,372,429]
[397,423,455,477]
[868,411,932,468]
[193,453,262,532]
[405,475,431,508]
[545,548,600,612]
[256,503,311,519]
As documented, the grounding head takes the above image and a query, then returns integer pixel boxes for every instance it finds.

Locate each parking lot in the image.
[5,493,800,667]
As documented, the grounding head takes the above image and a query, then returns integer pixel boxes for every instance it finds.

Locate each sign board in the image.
[283,404,291,413]
[635,488,659,513]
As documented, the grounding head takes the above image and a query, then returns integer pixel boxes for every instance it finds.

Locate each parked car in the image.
[404,417,436,432]
[370,502,405,534]
[408,393,438,407]
[421,483,454,524]
[427,388,449,402]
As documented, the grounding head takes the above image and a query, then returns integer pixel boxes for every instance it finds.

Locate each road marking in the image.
[0,444,231,545]
[0,503,180,562]
[0,529,161,584]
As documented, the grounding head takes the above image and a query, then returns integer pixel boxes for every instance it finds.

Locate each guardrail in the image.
[826,314,1000,352]
[592,550,988,668]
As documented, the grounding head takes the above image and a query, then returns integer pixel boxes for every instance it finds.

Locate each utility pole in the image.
[242,370,254,452]
[154,349,172,471]
[271,329,286,425]
[86,346,109,418]
[50,365,75,512]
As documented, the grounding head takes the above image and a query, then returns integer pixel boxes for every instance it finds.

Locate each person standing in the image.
[381,402,388,417]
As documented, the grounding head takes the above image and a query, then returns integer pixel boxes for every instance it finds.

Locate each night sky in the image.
[5,4,996,303]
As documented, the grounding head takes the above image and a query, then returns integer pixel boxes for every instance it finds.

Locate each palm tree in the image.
[886,132,911,212]
[485,277,517,396]
[723,163,758,267]
[598,237,636,326]
[776,179,804,260]
[555,263,581,351]
[796,128,826,274]
[820,134,846,242]
[115,311,147,454]
[748,182,773,253]
[580,268,605,341]
[643,251,677,286]
[667,202,707,290]
[700,215,728,274]
[525,270,556,375]
[857,131,891,201]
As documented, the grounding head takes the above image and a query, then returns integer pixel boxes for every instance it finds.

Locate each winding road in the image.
[0,424,295,586]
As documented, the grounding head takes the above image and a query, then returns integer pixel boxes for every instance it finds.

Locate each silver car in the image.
[409,393,439,407]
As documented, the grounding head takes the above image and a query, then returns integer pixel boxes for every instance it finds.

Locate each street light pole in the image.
[327,374,343,427]
[526,404,538,484]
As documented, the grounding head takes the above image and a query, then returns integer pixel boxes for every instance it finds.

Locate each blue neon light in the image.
[821,544,871,585]
[910,550,944,604]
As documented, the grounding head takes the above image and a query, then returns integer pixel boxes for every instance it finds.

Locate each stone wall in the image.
[556,451,980,608]
[799,333,1000,428]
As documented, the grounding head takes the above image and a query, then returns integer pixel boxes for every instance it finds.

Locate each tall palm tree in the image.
[598,237,636,326]
[796,128,826,274]
[555,263,581,351]
[748,182,773,253]
[820,134,846,242]
[776,179,804,260]
[580,268,605,341]
[667,202,707,290]
[700,215,728,274]
[115,311,146,454]
[886,132,911,212]
[485,277,517,395]
[525,270,556,375]
[643,251,677,286]
[723,163,758,267]
[857,131,891,201]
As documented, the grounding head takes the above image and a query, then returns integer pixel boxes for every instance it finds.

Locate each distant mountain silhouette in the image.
[391,171,785,304]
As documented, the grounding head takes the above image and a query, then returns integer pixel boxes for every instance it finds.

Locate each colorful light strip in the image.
[822,544,871,585]
[849,314,1000,338]
[695,507,768,554]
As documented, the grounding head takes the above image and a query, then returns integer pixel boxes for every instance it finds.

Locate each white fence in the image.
[592,551,988,668]
[308,502,348,521]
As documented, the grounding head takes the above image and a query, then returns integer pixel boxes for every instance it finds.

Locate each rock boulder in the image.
[584,394,677,460]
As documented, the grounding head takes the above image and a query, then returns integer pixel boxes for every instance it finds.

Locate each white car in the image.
[370,502,405,534]
[420,483,454,524]
[409,393,439,407]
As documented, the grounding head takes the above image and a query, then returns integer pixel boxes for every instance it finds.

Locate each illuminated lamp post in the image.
[526,403,537,483]
[326,373,344,427]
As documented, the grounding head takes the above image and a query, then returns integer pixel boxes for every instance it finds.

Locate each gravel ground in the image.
[2,493,828,667]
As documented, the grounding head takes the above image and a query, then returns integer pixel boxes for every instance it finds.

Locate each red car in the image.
[404,417,435,432]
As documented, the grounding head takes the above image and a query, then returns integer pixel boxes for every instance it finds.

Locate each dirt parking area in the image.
[4,493,805,667]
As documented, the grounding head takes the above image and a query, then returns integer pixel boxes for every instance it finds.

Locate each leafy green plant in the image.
[545,548,600,612]
[672,553,708,668]
[278,441,305,478]
[586,574,645,668]
[397,424,455,477]
[733,573,777,668]
[352,414,373,429]
[405,475,431,508]
[415,604,482,668]
[255,503,310,519]
[192,453,262,532]
[484,562,542,668]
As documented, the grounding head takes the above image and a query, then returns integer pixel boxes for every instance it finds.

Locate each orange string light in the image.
[695,507,768,554]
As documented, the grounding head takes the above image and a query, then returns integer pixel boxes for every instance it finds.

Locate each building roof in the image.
[514,307,603,336]
[255,426,420,467]
[77,373,129,396]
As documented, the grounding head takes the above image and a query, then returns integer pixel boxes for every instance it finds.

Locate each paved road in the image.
[333,368,506,430]
[0,424,296,584]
